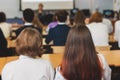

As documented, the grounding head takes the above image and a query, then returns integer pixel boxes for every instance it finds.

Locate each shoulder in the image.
[36,58,53,67]
[2,59,19,72]
[97,53,108,69]
[103,18,111,23]
[55,66,65,80]
[115,20,120,25]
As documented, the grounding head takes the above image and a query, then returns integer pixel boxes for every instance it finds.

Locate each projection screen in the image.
[21,0,74,10]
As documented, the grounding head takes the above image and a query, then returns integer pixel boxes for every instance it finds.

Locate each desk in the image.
[1,50,120,74]
[7,38,48,48]
[100,50,120,66]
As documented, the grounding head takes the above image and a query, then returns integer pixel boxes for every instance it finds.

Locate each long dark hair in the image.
[74,10,86,26]
[61,25,103,80]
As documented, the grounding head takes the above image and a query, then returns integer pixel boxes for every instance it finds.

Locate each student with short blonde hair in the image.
[2,28,54,80]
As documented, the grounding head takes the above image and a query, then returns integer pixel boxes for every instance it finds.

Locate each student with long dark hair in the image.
[55,25,111,80]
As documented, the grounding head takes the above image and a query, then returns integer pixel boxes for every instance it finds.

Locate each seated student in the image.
[0,28,14,57]
[0,12,12,38]
[46,12,58,33]
[2,28,54,80]
[87,12,109,46]
[45,10,70,46]
[55,25,111,80]
[102,18,113,34]
[114,20,120,47]
[15,8,42,37]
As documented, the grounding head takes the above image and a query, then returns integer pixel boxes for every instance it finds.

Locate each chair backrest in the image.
[95,46,112,51]
[51,46,65,53]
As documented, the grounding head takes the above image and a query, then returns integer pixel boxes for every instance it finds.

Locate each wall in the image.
[0,0,22,18]
[75,0,113,13]
[113,0,120,11]
[0,0,113,18]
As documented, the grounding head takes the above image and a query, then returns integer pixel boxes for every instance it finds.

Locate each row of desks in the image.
[7,34,117,48]
[0,50,120,74]
[7,38,49,48]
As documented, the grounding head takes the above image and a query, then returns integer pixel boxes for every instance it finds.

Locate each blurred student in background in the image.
[114,20,120,48]
[87,12,109,46]
[0,27,15,57]
[2,28,54,80]
[15,8,42,37]
[55,25,111,80]
[102,17,113,34]
[45,10,70,46]
[46,12,58,33]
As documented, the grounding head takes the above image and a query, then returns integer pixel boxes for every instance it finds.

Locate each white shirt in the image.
[114,20,120,47]
[0,22,12,38]
[54,53,111,80]
[103,18,113,34]
[2,55,54,80]
[87,22,109,46]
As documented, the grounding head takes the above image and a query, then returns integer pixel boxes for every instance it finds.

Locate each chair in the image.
[51,46,65,53]
[95,45,112,51]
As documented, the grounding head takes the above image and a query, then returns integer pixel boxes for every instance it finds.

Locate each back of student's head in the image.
[23,8,34,23]
[62,25,103,80]
[56,10,68,22]
[0,12,6,23]
[16,28,43,58]
[89,12,103,23]
[74,10,86,26]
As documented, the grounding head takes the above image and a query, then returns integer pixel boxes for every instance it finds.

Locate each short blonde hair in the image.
[16,28,43,58]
